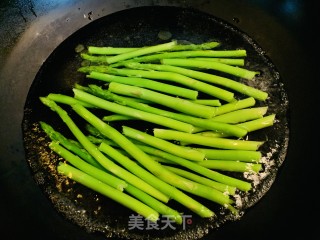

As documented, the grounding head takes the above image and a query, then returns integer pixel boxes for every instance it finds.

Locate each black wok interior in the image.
[0,1,317,239]
[21,5,290,240]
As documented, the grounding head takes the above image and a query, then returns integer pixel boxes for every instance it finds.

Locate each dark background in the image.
[0,0,318,239]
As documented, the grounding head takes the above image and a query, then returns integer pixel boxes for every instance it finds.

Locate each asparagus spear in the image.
[49,141,127,191]
[87,41,220,55]
[106,41,177,64]
[167,41,221,51]
[88,46,139,55]
[237,114,276,132]
[84,132,251,192]
[68,103,215,218]
[110,49,247,67]
[192,149,262,163]
[57,162,160,222]
[191,99,221,107]
[162,165,236,195]
[190,58,245,66]
[210,107,268,123]
[78,66,236,102]
[125,63,268,101]
[98,142,235,209]
[214,97,256,116]
[102,114,135,122]
[192,114,276,137]
[47,93,96,108]
[87,85,247,137]
[47,133,183,223]
[124,184,183,224]
[121,127,252,192]
[153,129,264,151]
[39,97,169,203]
[121,126,205,162]
[187,106,269,134]
[197,160,262,173]
[161,58,259,80]
[72,89,195,133]
[108,82,216,119]
[40,121,103,169]
[86,71,199,100]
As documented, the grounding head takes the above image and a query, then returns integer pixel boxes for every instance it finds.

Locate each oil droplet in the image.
[233,17,240,23]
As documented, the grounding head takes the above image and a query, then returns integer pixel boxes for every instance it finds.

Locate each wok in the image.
[0,0,317,239]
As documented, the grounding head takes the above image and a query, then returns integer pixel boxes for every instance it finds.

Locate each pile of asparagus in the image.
[39,40,274,225]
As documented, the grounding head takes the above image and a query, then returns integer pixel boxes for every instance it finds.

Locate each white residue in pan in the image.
[243,144,279,188]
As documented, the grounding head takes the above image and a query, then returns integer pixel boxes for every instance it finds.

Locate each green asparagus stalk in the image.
[237,114,276,132]
[190,58,245,66]
[224,114,276,133]
[88,46,139,55]
[47,93,96,108]
[86,71,199,100]
[186,111,276,138]
[121,126,205,162]
[48,130,183,223]
[57,162,159,222]
[39,121,103,169]
[49,141,127,191]
[197,160,262,173]
[191,99,221,107]
[88,85,247,137]
[105,41,177,64]
[98,142,235,208]
[124,184,182,224]
[110,49,247,67]
[68,139,83,149]
[86,135,107,144]
[84,123,104,139]
[189,113,276,138]
[39,97,169,203]
[82,132,252,192]
[96,139,232,208]
[83,55,241,66]
[121,129,251,191]
[78,66,236,102]
[102,114,136,122]
[161,58,259,80]
[87,134,131,157]
[153,129,264,151]
[96,141,190,198]
[72,89,195,133]
[108,82,216,118]
[125,63,268,101]
[193,149,262,163]
[162,165,236,195]
[178,131,228,142]
[87,41,220,55]
[74,82,152,104]
[68,103,215,218]
[214,97,256,116]
[198,114,276,136]
[168,41,221,51]
[210,107,268,123]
